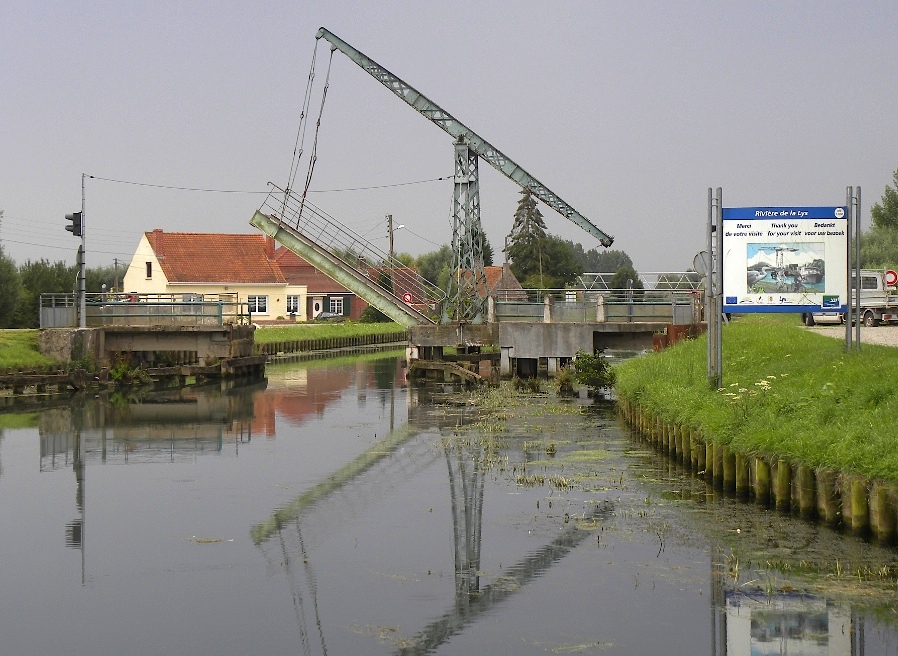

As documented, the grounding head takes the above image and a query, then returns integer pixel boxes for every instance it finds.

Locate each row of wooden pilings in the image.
[618,396,898,545]
[255,331,408,357]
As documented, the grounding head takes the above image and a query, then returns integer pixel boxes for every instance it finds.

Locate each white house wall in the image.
[122,235,165,294]
[122,236,308,321]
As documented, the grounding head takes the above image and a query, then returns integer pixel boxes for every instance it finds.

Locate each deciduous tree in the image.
[871,167,898,230]
[0,241,22,328]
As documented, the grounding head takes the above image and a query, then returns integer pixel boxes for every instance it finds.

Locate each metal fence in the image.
[40,293,249,328]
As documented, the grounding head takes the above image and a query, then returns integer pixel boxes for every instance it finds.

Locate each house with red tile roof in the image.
[273,244,369,320]
[123,230,307,321]
[483,264,526,300]
[455,263,526,300]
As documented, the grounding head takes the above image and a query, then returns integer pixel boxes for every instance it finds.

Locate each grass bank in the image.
[253,322,406,344]
[0,330,57,371]
[615,315,898,484]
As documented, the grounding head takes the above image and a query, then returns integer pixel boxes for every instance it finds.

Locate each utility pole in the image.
[387,214,394,262]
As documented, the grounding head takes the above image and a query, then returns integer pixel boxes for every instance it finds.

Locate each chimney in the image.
[150,229,164,254]
[264,235,275,260]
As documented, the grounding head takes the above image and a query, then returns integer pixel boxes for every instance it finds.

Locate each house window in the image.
[247,295,268,314]
[145,262,152,279]
[329,297,344,315]
[286,295,300,314]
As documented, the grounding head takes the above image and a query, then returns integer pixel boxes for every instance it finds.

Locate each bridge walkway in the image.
[251,186,444,328]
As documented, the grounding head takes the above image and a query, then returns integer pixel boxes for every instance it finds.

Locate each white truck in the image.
[802,269,898,327]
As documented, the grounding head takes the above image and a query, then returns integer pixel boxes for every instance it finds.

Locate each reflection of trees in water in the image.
[372,358,397,393]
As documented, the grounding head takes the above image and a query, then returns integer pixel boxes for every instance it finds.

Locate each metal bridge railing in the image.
[577,272,703,291]
[493,288,699,324]
[259,185,447,314]
[40,293,249,328]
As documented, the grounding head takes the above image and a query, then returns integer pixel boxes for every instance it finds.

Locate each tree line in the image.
[394,189,642,293]
[15,167,896,331]
[0,227,118,328]
[861,166,898,268]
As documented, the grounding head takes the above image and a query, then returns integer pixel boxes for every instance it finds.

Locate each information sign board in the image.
[722,206,848,314]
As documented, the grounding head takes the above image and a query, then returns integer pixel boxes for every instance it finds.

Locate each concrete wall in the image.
[40,324,256,367]
[408,323,498,348]
[497,322,661,360]
[39,328,101,365]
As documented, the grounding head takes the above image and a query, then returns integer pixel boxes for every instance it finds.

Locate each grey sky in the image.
[2,0,896,275]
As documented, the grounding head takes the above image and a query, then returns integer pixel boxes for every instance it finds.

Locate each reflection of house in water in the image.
[37,357,409,471]
[251,357,406,435]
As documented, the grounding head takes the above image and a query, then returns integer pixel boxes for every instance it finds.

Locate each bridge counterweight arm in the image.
[315,27,613,247]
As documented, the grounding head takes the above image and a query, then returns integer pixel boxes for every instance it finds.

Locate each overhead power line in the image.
[86,174,451,194]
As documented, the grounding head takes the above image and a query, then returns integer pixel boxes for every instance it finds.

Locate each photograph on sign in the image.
[721,207,847,314]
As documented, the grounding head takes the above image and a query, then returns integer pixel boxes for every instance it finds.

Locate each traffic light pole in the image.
[79,174,86,327]
[64,176,87,327]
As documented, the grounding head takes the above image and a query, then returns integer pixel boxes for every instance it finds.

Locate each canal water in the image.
[1,352,896,655]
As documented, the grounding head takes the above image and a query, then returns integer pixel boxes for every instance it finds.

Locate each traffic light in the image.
[65,211,82,237]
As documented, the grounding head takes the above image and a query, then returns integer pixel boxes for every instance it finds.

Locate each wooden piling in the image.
[712,444,724,488]
[704,442,714,482]
[848,478,869,535]
[735,453,750,498]
[722,446,736,492]
[870,483,895,544]
[693,432,704,474]
[754,457,771,506]
[619,395,898,541]
[775,459,791,512]
[797,465,816,519]
[816,469,840,526]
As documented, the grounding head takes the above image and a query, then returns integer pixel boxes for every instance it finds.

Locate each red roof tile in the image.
[146,230,286,284]
[273,245,351,293]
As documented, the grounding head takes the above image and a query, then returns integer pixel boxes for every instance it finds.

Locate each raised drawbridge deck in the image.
[251,186,443,328]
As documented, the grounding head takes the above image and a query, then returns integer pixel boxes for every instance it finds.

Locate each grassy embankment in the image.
[0,330,57,371]
[252,322,406,344]
[0,323,406,370]
[615,314,898,484]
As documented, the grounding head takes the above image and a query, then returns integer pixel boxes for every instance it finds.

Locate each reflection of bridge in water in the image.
[35,381,265,584]
[17,360,877,653]
[249,380,874,655]
[39,381,263,470]
[251,385,614,655]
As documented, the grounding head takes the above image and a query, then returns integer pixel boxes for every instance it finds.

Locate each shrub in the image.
[572,349,616,392]
[359,306,391,323]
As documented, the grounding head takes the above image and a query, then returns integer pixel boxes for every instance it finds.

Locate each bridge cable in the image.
[283,41,320,220]
[297,47,335,224]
